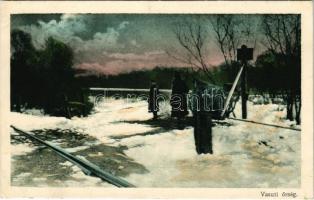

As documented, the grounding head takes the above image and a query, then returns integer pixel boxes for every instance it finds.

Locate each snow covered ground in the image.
[10,97,300,187]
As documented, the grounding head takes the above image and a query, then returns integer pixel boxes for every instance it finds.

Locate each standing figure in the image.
[148,80,160,120]
[170,72,189,119]
[190,80,213,154]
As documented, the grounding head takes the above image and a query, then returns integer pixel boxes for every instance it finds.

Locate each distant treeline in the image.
[77,67,201,89]
[77,56,300,99]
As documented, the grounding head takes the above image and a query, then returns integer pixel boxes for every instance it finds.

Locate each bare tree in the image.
[210,14,257,65]
[262,15,300,57]
[209,15,258,118]
[211,15,237,64]
[168,17,215,83]
[261,14,301,123]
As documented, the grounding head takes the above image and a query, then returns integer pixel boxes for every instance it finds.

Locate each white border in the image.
[0,1,313,198]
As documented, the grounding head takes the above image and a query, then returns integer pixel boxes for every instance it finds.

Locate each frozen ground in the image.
[10,97,300,187]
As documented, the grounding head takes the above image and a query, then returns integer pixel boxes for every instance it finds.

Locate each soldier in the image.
[170,72,189,123]
[190,80,213,154]
[148,80,160,120]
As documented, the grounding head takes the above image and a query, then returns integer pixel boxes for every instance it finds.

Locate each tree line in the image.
[11,29,92,117]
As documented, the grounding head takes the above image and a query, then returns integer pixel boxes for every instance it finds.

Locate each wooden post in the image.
[241,61,247,119]
[237,45,253,119]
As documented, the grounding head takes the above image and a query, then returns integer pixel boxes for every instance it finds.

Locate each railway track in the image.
[10,125,136,188]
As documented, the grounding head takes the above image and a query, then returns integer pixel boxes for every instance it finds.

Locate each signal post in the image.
[237,45,253,119]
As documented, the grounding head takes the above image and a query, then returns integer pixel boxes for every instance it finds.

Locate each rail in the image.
[89,87,172,93]
[10,125,136,188]
[227,118,301,131]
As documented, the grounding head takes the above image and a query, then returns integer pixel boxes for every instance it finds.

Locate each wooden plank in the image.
[220,65,244,118]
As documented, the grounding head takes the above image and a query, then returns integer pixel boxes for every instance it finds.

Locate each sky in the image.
[11,14,264,76]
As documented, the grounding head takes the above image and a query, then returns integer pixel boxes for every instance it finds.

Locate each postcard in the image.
[0,1,313,198]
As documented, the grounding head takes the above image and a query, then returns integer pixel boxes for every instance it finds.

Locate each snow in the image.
[11,143,34,156]
[21,108,45,116]
[10,97,300,188]
[121,120,300,187]
[65,146,90,153]
[61,99,157,143]
[233,100,300,129]
[10,112,68,131]
[120,128,197,187]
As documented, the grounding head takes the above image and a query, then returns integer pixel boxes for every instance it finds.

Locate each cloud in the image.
[118,21,129,30]
[14,14,232,76]
[19,14,86,49]
[17,14,140,74]
[79,27,121,52]
[18,14,129,52]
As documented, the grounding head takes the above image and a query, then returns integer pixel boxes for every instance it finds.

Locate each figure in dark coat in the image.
[148,81,160,119]
[170,73,189,119]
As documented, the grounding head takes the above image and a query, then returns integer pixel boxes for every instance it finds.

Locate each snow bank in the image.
[10,112,68,131]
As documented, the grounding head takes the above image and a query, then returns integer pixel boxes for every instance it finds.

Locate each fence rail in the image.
[227,118,301,131]
[89,87,172,93]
